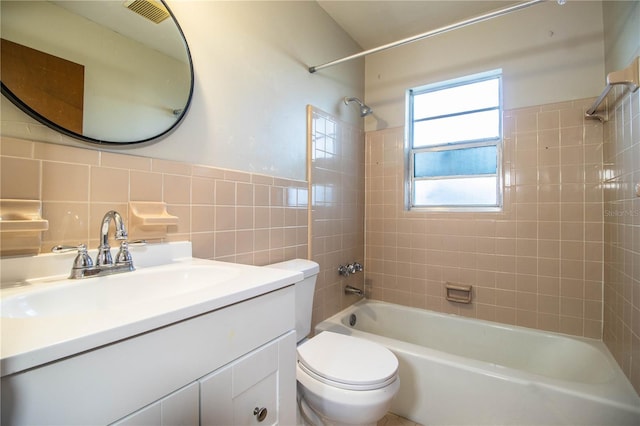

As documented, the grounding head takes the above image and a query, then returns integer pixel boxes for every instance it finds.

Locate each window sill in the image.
[407,205,503,213]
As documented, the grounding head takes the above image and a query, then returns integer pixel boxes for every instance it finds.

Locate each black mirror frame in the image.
[0,0,194,146]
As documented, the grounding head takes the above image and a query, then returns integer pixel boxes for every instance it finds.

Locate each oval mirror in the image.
[0,0,193,145]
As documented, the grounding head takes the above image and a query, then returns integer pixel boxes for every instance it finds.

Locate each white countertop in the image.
[0,242,302,376]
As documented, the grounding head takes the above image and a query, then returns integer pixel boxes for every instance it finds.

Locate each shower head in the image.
[343,97,373,117]
[360,104,373,117]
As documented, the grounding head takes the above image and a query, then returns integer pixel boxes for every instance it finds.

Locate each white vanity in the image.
[0,242,302,425]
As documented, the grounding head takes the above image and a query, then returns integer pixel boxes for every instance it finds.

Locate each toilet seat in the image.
[297,332,398,391]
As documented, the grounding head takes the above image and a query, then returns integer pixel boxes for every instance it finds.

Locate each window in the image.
[406,70,503,210]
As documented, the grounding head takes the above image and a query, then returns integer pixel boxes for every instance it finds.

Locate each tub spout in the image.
[345,285,364,297]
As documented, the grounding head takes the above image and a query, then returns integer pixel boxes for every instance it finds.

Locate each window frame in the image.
[405,70,504,212]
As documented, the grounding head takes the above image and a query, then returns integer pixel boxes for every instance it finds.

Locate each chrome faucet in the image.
[52,210,136,279]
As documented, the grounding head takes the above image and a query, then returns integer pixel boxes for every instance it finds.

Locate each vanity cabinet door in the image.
[111,382,198,426]
[200,331,296,426]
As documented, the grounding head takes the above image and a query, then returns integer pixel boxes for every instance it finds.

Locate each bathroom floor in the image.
[378,413,422,426]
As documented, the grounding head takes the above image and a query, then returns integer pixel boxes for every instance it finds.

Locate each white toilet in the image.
[268,259,400,426]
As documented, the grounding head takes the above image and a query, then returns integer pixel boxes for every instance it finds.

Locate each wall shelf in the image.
[0,199,49,256]
[586,56,639,122]
[128,202,178,240]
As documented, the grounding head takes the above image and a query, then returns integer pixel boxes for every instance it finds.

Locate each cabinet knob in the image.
[253,406,268,422]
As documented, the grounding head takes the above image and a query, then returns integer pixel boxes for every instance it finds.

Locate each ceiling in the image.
[316,1,522,50]
[51,1,530,65]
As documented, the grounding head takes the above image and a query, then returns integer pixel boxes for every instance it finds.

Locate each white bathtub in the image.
[315,300,640,425]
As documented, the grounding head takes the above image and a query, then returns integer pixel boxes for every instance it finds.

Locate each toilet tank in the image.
[267,259,319,342]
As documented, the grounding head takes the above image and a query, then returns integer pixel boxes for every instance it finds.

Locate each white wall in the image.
[363,0,605,131]
[0,1,364,181]
[603,0,639,74]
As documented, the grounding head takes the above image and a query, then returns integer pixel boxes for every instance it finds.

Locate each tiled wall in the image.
[0,108,364,337]
[308,107,365,329]
[365,98,604,338]
[602,87,640,393]
[0,137,308,265]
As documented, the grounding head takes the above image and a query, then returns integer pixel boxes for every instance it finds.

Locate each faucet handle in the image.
[115,241,136,272]
[115,241,132,264]
[52,243,86,253]
[52,244,94,269]
[115,240,146,263]
[338,265,350,277]
[73,245,94,269]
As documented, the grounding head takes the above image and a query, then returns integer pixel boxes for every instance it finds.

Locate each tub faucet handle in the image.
[338,264,350,277]
[346,262,363,275]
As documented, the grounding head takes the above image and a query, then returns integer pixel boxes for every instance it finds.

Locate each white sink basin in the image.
[1,263,240,318]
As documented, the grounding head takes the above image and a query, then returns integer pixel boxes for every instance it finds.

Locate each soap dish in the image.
[0,199,49,255]
[129,201,178,240]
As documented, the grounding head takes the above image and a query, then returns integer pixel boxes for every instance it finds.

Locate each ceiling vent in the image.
[124,0,170,24]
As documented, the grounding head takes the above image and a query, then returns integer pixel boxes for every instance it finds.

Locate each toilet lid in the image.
[297,332,398,391]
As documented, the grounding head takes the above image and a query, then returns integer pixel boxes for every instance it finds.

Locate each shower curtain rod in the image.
[309,0,547,73]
